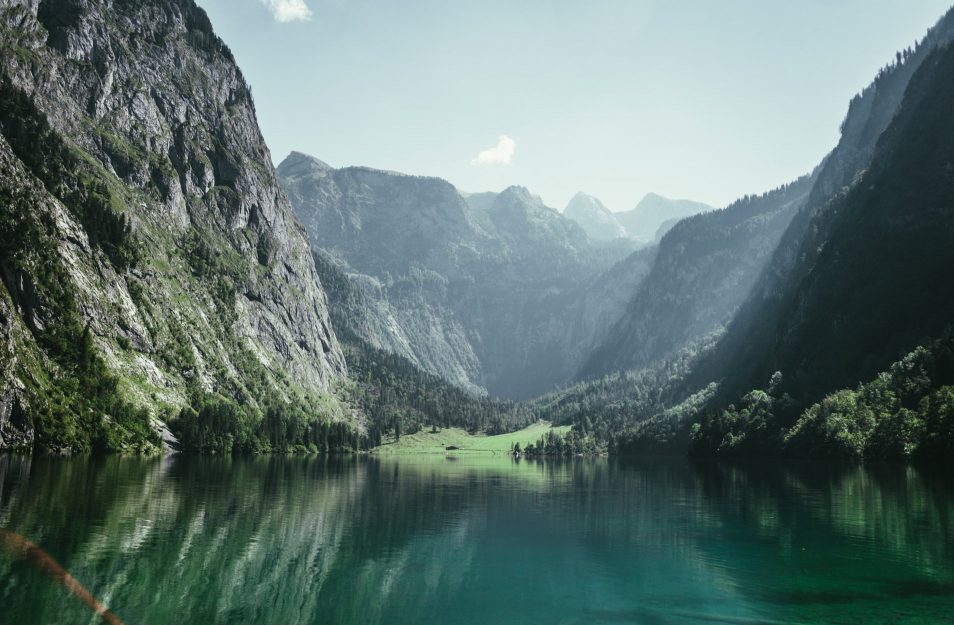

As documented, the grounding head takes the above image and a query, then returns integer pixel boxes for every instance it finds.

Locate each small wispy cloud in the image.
[260,0,313,23]
[471,135,516,166]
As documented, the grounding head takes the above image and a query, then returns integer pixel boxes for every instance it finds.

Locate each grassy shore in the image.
[373,421,571,455]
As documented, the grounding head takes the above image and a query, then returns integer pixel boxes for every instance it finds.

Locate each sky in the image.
[196,0,952,211]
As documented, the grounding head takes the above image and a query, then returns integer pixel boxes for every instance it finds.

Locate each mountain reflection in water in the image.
[1,455,952,625]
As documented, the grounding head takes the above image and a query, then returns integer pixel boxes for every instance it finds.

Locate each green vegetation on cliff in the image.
[0,0,349,454]
[0,79,156,452]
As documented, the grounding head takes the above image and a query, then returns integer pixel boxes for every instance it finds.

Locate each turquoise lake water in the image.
[1,454,952,624]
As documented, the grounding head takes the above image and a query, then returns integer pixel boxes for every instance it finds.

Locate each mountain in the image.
[563,192,627,240]
[698,9,954,406]
[614,8,954,458]
[563,191,713,243]
[0,0,349,452]
[703,35,954,417]
[581,174,813,380]
[3,0,950,462]
[310,255,536,439]
[278,153,641,398]
[278,153,488,393]
[278,147,797,401]
[616,193,714,241]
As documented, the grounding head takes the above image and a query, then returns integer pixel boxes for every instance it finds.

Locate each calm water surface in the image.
[1,455,953,625]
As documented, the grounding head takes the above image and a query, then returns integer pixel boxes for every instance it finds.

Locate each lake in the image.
[1,455,953,625]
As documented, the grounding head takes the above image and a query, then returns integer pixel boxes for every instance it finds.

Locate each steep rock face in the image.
[563,192,626,241]
[279,153,640,398]
[616,193,714,242]
[487,186,584,248]
[552,244,658,381]
[282,153,487,277]
[0,0,346,450]
[280,153,485,393]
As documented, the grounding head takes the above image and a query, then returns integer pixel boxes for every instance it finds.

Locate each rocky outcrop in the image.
[0,0,346,450]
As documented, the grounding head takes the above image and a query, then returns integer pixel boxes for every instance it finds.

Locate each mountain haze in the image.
[278,152,643,398]
[582,175,813,380]
[616,193,714,242]
[562,191,714,243]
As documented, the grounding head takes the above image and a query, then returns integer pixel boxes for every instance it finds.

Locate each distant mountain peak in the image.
[633,191,708,212]
[567,191,610,211]
[279,153,419,181]
[569,190,603,202]
[282,151,332,170]
[563,192,626,241]
[499,185,533,200]
[338,164,413,178]
[618,193,715,241]
[495,185,555,215]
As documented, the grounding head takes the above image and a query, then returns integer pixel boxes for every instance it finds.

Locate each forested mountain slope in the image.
[559,8,954,457]
[610,17,954,459]
[0,0,349,452]
[698,8,954,407]
[689,335,954,460]
[704,39,954,418]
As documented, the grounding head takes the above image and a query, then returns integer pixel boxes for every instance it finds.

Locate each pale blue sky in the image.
[196,0,952,210]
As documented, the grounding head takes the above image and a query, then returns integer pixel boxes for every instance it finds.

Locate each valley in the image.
[0,0,951,464]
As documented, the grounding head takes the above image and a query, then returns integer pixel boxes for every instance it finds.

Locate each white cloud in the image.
[471,135,516,166]
[261,0,313,23]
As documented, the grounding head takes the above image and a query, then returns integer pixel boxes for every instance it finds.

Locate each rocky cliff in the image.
[0,0,347,451]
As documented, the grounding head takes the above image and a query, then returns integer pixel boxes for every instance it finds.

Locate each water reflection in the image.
[1,455,952,625]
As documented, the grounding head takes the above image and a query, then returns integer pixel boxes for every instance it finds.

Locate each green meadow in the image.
[373,421,571,455]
